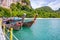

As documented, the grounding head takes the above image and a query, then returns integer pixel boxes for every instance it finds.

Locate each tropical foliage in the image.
[0,1,60,18]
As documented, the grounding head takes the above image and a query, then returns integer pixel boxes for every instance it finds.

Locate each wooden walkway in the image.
[0,18,5,40]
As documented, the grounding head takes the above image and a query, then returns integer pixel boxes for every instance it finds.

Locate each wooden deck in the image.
[0,18,5,40]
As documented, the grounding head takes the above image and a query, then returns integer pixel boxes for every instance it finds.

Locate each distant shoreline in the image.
[0,18,60,19]
[25,18,60,19]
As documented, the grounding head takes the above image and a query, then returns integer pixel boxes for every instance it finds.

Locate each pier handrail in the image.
[3,23,19,40]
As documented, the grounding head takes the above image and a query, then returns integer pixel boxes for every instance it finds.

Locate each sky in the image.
[30,0,60,10]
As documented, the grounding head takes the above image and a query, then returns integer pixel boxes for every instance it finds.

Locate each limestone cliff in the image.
[0,0,31,8]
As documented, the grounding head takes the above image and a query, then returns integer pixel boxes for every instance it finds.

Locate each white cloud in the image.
[48,0,60,10]
[30,0,60,10]
[30,0,48,9]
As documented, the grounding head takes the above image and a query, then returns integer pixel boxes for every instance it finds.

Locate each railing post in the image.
[10,28,13,40]
[0,18,2,26]
[3,24,6,35]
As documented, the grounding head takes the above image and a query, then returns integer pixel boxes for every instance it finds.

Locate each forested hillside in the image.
[0,0,60,18]
[35,6,60,18]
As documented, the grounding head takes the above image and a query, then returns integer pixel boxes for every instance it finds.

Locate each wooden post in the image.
[3,24,6,35]
[0,18,2,26]
[10,28,13,40]
[21,13,26,30]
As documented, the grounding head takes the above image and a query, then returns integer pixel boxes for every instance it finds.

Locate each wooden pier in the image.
[0,18,6,40]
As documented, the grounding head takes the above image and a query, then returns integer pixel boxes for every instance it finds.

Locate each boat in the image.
[2,13,26,30]
[3,17,22,23]
[23,14,38,27]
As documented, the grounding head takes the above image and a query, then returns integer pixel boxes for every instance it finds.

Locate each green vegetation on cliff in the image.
[0,0,60,18]
[35,6,60,18]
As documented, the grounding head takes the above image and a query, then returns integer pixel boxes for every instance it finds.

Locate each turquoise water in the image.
[13,19,60,40]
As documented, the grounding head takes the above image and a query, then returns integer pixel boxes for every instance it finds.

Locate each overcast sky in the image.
[30,0,60,10]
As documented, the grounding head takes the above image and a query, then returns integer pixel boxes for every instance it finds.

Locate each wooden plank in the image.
[0,18,6,40]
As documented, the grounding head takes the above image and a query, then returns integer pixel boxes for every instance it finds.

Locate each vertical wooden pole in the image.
[0,18,2,26]
[21,13,26,30]
[10,28,13,40]
[3,24,6,35]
